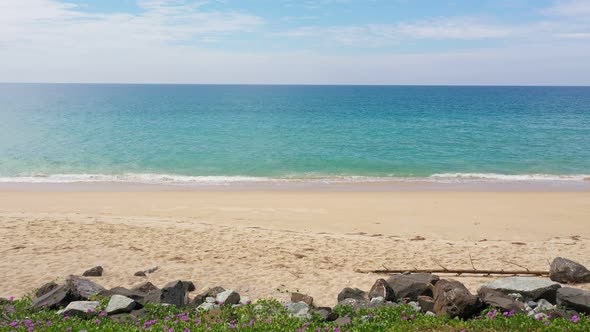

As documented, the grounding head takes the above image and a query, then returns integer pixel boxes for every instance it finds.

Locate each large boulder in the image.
[550,257,590,284]
[291,293,314,306]
[337,288,368,302]
[216,289,240,305]
[144,281,189,307]
[31,276,105,310]
[478,288,526,313]
[433,280,481,319]
[479,277,561,303]
[35,281,59,299]
[369,279,396,302]
[417,295,435,313]
[106,295,139,315]
[287,302,311,319]
[58,301,100,317]
[386,273,439,300]
[82,266,104,277]
[556,287,590,314]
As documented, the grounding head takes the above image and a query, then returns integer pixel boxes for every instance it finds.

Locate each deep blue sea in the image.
[0,84,589,184]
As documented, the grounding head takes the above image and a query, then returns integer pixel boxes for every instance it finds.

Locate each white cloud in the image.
[542,0,590,18]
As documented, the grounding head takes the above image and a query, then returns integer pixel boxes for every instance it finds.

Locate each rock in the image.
[144,281,189,307]
[99,287,146,302]
[386,273,439,300]
[369,296,385,308]
[197,302,219,311]
[32,282,81,309]
[192,286,227,306]
[291,293,313,306]
[58,301,100,317]
[408,301,421,312]
[134,271,147,277]
[334,317,351,326]
[477,288,526,313]
[425,311,436,317]
[106,295,139,315]
[337,287,368,302]
[216,289,240,305]
[335,298,369,310]
[433,279,482,319]
[527,301,538,309]
[240,297,251,305]
[546,308,575,320]
[130,308,147,319]
[550,257,590,284]
[556,287,590,314]
[312,307,338,321]
[287,301,311,319]
[369,279,396,302]
[35,281,59,299]
[65,275,106,299]
[131,282,158,294]
[164,280,195,293]
[479,277,561,302]
[532,299,555,314]
[82,266,104,277]
[206,297,216,303]
[418,295,435,313]
[145,267,158,274]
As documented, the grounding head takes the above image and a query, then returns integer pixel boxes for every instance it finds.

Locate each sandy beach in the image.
[1,189,589,306]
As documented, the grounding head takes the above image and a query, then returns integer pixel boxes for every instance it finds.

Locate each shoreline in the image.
[1,190,590,304]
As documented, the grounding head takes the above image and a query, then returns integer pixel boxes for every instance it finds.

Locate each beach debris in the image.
[433,279,482,319]
[557,287,590,314]
[550,257,590,284]
[337,287,368,302]
[82,266,104,277]
[216,289,240,305]
[106,295,139,315]
[369,279,396,302]
[35,281,59,299]
[291,292,314,306]
[57,301,100,317]
[477,288,526,313]
[386,273,439,301]
[131,281,158,294]
[479,277,561,302]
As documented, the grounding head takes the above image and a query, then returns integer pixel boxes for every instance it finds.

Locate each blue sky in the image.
[1,0,590,84]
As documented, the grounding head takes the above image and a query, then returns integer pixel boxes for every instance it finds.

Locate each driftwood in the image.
[354,268,549,276]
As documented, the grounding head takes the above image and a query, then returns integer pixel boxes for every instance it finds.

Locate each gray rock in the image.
[479,277,561,302]
[337,287,368,302]
[216,289,240,305]
[291,293,313,306]
[206,297,216,303]
[369,279,396,302]
[433,279,482,319]
[477,288,526,313]
[370,296,385,308]
[134,271,147,277]
[425,311,436,317]
[335,298,369,310]
[131,282,158,294]
[35,281,59,299]
[99,287,146,302]
[65,275,105,299]
[240,297,252,305]
[533,299,555,314]
[527,301,538,309]
[191,286,226,306]
[312,307,338,321]
[144,281,189,307]
[408,301,421,312]
[31,282,81,310]
[550,257,590,284]
[164,280,195,293]
[197,302,219,311]
[386,273,439,300]
[82,266,104,277]
[106,295,138,315]
[58,301,100,317]
[287,301,311,319]
[556,287,590,314]
[418,295,435,313]
[334,317,351,326]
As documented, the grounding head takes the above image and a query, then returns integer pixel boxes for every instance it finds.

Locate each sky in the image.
[1,0,590,85]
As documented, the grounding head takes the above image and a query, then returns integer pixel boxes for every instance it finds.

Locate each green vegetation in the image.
[1,297,587,331]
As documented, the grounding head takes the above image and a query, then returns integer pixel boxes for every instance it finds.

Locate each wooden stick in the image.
[354,268,549,276]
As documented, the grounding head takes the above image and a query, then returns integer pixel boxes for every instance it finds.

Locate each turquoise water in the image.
[0,84,589,184]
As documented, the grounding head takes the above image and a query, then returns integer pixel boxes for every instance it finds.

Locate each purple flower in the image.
[94,319,101,324]
[10,322,18,327]
[545,321,551,326]
[99,311,107,317]
[184,329,191,332]
[572,315,581,323]
[46,321,53,326]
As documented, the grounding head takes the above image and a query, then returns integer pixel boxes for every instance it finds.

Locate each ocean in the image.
[0,83,589,185]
